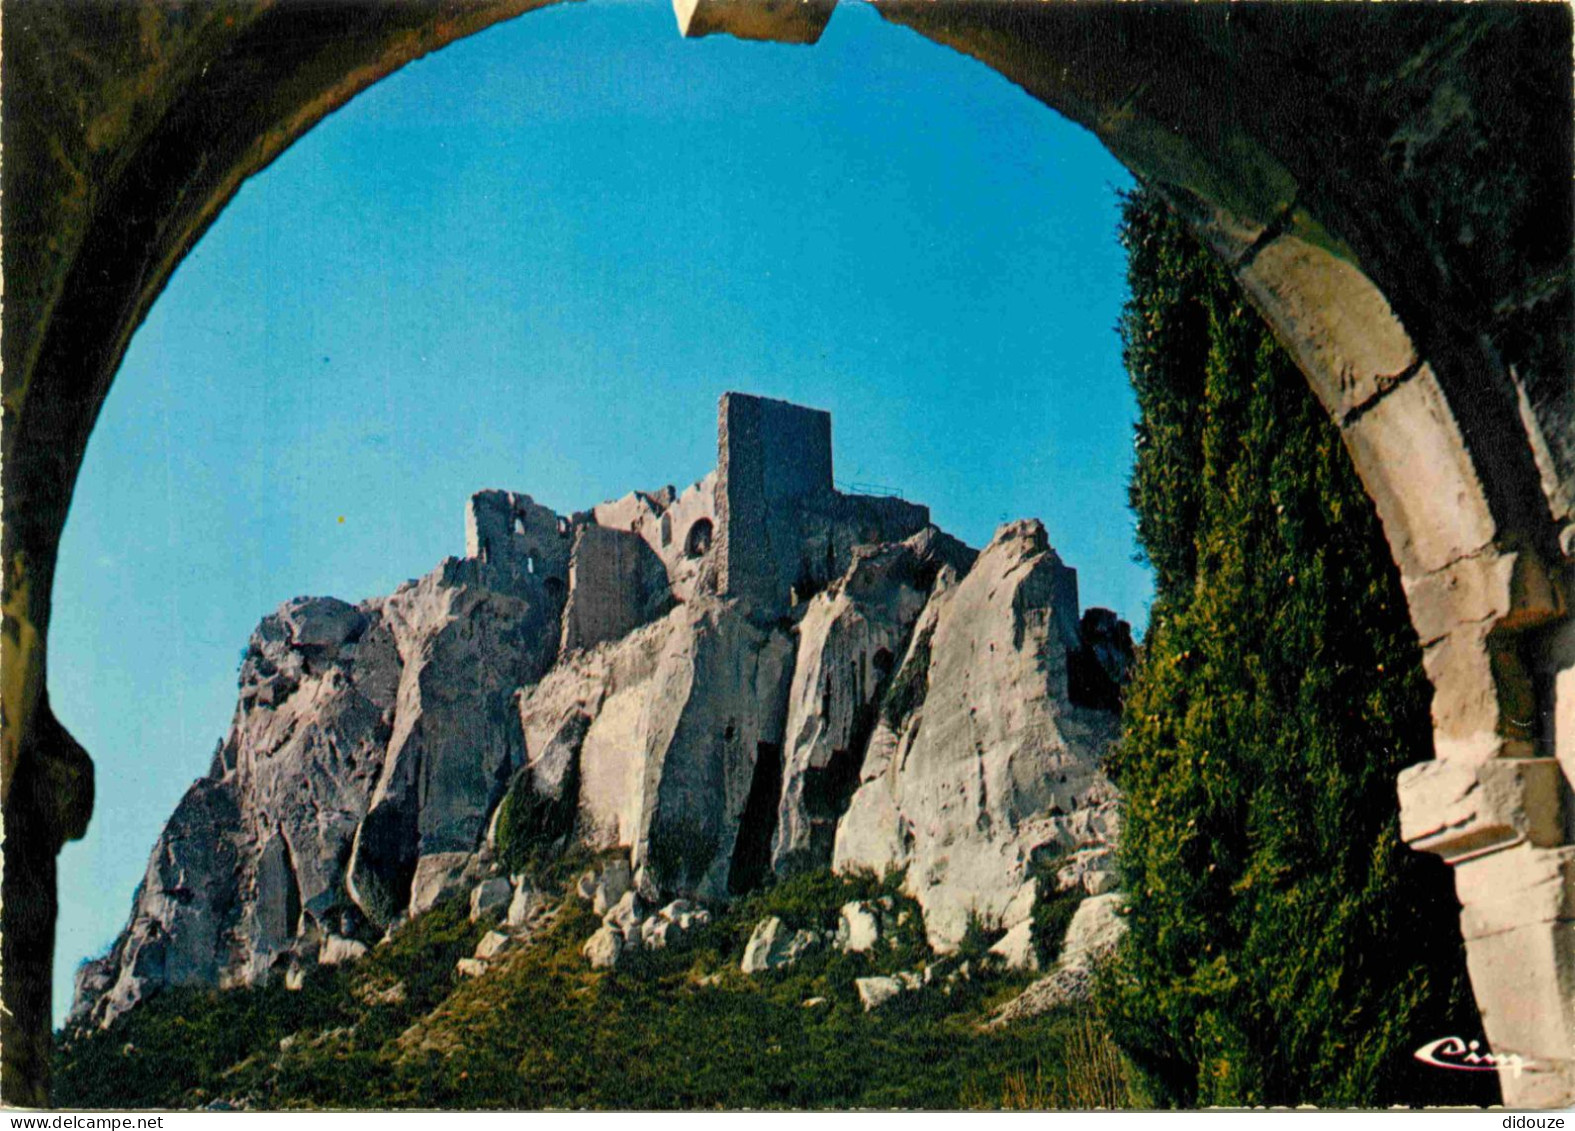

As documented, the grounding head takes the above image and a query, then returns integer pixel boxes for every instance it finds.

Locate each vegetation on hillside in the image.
[1099,189,1491,1108]
[55,871,1131,1110]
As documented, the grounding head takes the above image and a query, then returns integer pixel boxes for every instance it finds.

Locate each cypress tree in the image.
[1101,189,1492,1107]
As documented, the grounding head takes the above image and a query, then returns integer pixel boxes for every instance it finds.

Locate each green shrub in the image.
[1098,189,1492,1108]
[53,869,1098,1110]
[880,623,934,730]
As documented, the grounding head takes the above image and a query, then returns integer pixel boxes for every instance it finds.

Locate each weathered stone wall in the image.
[716,392,834,606]
[592,473,719,604]
[560,524,672,653]
[465,490,574,582]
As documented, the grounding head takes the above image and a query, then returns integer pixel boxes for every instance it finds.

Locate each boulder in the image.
[506,881,545,929]
[1061,893,1127,965]
[740,917,820,974]
[318,936,369,966]
[280,596,368,650]
[592,859,634,916]
[835,901,882,953]
[1084,870,1118,896]
[455,958,489,979]
[988,920,1039,971]
[407,853,473,917]
[639,900,711,950]
[469,877,513,922]
[987,894,1129,1026]
[475,931,514,961]
[856,976,905,1012]
[603,890,646,943]
[583,925,624,970]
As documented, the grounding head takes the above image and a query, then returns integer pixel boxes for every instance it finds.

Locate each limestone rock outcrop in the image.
[72,556,559,1027]
[73,394,1130,1028]
[834,520,1123,951]
[988,893,1129,1025]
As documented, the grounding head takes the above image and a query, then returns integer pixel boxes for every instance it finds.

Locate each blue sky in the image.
[48,0,1144,1022]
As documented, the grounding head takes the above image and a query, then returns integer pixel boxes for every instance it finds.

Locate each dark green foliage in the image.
[1026,849,1086,969]
[880,623,934,731]
[1099,189,1491,1107]
[52,896,491,1110]
[494,752,581,880]
[1032,889,1084,971]
[53,871,1126,1110]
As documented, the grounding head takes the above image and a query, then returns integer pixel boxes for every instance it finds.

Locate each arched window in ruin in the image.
[685,517,714,559]
[513,515,527,536]
[544,576,566,602]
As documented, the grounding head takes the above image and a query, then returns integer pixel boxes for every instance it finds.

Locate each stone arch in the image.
[684,518,715,560]
[4,0,1571,1107]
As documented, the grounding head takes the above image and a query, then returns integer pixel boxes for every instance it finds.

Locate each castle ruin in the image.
[464,392,935,642]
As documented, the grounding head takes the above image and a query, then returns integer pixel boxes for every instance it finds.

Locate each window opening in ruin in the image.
[557,516,571,537]
[544,577,566,602]
[514,516,526,536]
[684,518,713,559]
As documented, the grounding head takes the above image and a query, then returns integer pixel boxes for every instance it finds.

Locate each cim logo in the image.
[1414,1036,1532,1078]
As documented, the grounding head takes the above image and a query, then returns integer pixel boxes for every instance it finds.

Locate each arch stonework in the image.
[4,0,1570,1106]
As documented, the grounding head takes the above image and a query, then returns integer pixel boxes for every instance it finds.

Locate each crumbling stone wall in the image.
[560,525,672,653]
[716,393,931,613]
[717,392,835,607]
[465,490,573,582]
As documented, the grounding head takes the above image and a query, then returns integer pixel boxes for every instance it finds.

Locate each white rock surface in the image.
[835,521,1122,952]
[740,917,820,974]
[1061,893,1127,965]
[407,853,473,918]
[856,976,905,1012]
[988,894,1130,1026]
[583,925,624,970]
[771,533,971,876]
[988,920,1039,971]
[318,935,369,967]
[74,402,1131,1032]
[470,877,513,922]
[835,901,882,954]
[506,881,545,929]
[475,931,514,961]
[514,599,794,901]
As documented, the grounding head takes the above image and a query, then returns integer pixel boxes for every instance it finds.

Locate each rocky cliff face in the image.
[71,395,1131,1028]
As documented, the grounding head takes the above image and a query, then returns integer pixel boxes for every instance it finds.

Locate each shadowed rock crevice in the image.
[727,742,785,896]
